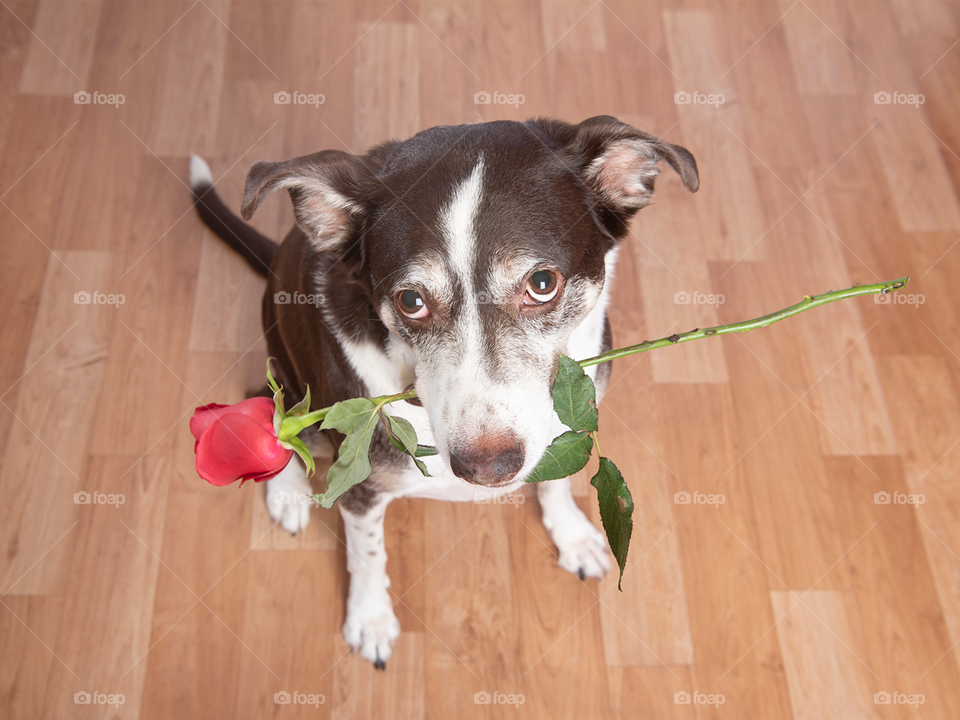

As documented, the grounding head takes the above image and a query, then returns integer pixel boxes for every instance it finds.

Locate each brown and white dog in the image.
[190,115,698,669]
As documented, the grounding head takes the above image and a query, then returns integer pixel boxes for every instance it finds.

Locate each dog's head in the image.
[241,116,698,487]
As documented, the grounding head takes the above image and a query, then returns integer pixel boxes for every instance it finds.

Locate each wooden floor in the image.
[1,0,959,717]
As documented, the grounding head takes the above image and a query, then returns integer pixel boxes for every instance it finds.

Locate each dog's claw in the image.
[578,567,586,581]
[374,658,386,671]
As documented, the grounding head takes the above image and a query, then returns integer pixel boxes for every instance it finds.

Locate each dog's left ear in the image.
[542,115,699,221]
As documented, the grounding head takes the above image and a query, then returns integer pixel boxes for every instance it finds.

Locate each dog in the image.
[190,115,698,669]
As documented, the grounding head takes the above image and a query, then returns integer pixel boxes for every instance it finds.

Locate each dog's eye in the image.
[397,289,429,319]
[525,270,559,304]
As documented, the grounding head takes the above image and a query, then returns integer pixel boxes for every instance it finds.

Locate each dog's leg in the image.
[340,490,400,669]
[537,477,611,580]
[264,457,313,535]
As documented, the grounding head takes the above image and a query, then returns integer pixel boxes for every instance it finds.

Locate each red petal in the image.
[190,397,277,442]
[195,413,293,486]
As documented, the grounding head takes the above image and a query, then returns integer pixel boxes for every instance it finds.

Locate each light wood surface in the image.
[2,1,960,718]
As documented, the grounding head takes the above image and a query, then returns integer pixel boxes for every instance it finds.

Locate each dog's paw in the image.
[543,507,611,580]
[264,466,312,535]
[343,586,400,669]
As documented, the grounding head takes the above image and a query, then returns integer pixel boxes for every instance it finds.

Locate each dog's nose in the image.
[449,436,525,486]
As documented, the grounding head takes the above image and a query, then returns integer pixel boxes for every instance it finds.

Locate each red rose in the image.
[190,397,294,486]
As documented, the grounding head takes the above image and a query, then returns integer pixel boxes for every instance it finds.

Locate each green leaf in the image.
[266,358,281,395]
[286,384,312,417]
[382,414,431,477]
[552,354,598,433]
[320,398,378,433]
[266,358,286,431]
[315,399,380,508]
[411,457,431,476]
[526,431,594,483]
[590,457,634,591]
[383,414,418,456]
[415,445,438,457]
[284,435,316,478]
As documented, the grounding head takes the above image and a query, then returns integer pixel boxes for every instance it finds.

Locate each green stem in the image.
[277,277,908,437]
[578,277,909,368]
[278,387,418,441]
[370,387,418,408]
[278,408,329,441]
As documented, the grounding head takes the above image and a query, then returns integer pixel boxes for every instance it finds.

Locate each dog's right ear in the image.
[241,150,366,254]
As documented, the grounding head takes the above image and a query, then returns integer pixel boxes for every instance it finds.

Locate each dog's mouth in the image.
[484,476,523,489]
[402,384,422,407]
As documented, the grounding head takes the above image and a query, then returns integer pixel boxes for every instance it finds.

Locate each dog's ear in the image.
[541,115,698,218]
[241,150,366,253]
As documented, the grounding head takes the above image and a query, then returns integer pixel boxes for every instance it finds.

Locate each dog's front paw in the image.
[264,465,312,535]
[543,507,612,580]
[343,586,400,669]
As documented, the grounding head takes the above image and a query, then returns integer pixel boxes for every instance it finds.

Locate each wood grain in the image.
[771,590,879,720]
[17,0,101,96]
[878,356,960,676]
[0,250,116,596]
[2,2,960,718]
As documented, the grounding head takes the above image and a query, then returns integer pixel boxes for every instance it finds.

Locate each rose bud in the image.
[190,397,294,486]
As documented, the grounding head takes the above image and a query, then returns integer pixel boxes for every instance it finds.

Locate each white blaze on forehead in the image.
[440,156,485,298]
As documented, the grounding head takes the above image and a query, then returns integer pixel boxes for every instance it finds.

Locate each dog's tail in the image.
[189,155,276,278]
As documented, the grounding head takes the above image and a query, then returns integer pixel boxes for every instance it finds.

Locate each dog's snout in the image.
[449,435,525,486]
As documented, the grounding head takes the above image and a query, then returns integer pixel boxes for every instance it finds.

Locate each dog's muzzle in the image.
[449,435,525,487]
